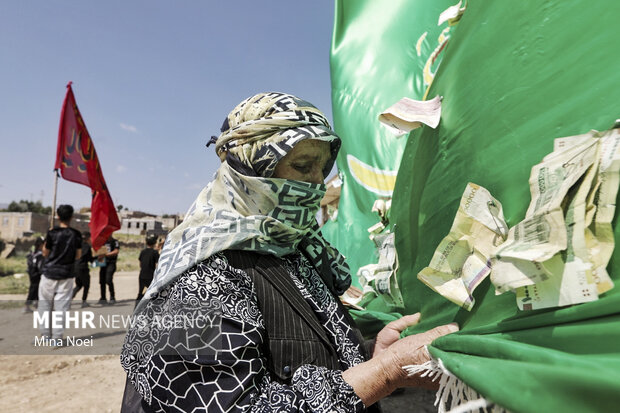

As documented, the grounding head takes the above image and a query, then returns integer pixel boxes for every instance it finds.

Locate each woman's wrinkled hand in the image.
[376,319,459,390]
[373,313,423,356]
[343,318,458,405]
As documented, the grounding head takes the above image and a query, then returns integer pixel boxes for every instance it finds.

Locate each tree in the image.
[116,204,124,212]
[3,200,51,214]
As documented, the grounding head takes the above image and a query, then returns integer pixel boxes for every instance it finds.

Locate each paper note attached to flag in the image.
[378,95,442,137]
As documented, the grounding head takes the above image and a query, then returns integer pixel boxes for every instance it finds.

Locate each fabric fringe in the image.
[403,354,508,413]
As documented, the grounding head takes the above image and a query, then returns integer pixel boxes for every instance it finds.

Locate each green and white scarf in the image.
[137,93,350,311]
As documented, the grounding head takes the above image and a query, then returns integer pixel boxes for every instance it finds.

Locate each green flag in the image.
[331,0,620,411]
[326,0,455,317]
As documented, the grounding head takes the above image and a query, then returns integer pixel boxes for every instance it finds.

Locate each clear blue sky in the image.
[0,1,335,215]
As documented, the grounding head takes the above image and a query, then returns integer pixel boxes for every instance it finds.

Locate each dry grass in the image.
[116,246,141,272]
[0,252,28,277]
[0,273,29,294]
[0,236,143,293]
[114,233,145,244]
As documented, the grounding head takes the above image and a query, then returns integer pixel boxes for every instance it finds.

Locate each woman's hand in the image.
[377,322,459,390]
[342,320,458,406]
[373,313,423,356]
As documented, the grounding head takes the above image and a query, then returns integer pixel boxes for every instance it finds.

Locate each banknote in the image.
[418,183,507,310]
[515,190,598,310]
[527,137,598,217]
[378,95,442,136]
[546,131,595,160]
[585,174,600,228]
[585,128,620,294]
[340,285,365,310]
[418,235,491,310]
[495,129,620,309]
[493,137,598,262]
[493,212,566,262]
[516,256,597,310]
[491,257,551,294]
[357,232,404,309]
[545,129,618,295]
[513,137,602,310]
[585,228,614,294]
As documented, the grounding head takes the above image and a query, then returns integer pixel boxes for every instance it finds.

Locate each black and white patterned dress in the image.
[121,252,367,412]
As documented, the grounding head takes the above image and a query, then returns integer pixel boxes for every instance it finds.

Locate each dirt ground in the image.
[0,354,125,412]
[0,271,137,412]
[0,271,437,412]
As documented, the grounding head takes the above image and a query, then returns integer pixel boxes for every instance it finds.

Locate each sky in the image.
[0,1,335,215]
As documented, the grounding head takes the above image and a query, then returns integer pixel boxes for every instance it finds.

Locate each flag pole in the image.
[50,169,60,229]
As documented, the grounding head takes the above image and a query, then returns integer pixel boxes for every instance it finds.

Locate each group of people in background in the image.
[69,230,119,307]
[24,204,162,342]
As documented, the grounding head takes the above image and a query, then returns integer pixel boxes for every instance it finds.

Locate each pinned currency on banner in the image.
[519,150,601,310]
[357,232,404,309]
[516,256,597,310]
[491,258,552,294]
[493,137,598,263]
[418,183,507,310]
[378,95,442,137]
[587,129,620,294]
[492,128,618,310]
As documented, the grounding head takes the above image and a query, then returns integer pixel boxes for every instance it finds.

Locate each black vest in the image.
[122,250,378,412]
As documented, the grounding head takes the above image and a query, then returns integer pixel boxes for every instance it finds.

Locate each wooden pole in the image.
[50,169,59,229]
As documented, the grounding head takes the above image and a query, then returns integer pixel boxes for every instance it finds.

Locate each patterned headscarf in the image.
[136,92,350,313]
[215,92,341,178]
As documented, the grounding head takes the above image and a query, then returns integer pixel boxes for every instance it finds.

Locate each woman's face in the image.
[273,139,331,184]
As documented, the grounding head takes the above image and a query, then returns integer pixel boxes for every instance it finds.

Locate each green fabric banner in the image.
[326,0,454,313]
[330,0,620,411]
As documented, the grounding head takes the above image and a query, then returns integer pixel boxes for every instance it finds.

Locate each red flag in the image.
[55,82,120,249]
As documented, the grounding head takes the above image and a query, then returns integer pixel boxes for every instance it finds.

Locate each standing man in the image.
[72,231,94,307]
[98,234,119,305]
[38,204,82,341]
[136,235,159,303]
[24,237,45,313]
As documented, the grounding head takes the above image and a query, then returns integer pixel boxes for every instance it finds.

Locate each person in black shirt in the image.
[38,204,82,341]
[72,231,94,307]
[23,236,45,313]
[136,235,159,303]
[97,235,119,305]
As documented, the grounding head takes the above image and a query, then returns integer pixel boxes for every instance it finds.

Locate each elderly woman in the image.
[121,92,457,412]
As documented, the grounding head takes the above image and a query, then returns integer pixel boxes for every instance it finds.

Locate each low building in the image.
[0,212,49,241]
[0,211,92,241]
[119,210,156,219]
[159,216,178,231]
[119,217,167,236]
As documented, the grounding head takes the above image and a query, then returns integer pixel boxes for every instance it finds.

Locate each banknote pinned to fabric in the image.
[490,128,620,310]
[418,127,619,311]
[357,232,404,309]
[418,183,508,311]
[378,95,442,137]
